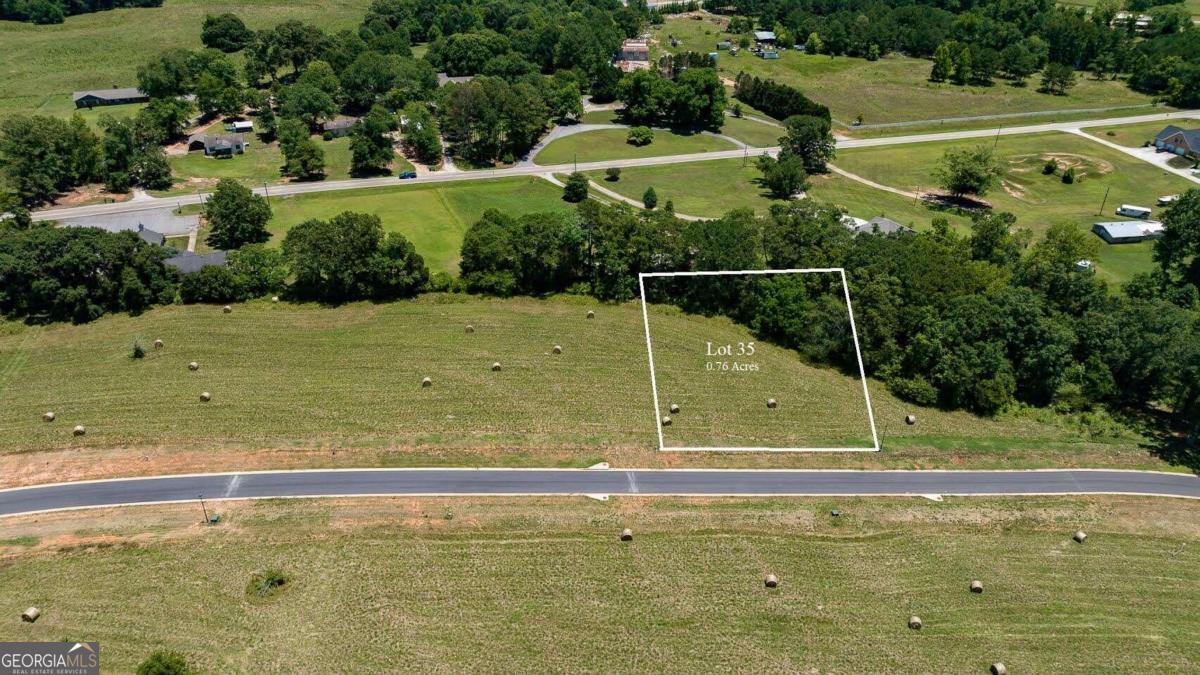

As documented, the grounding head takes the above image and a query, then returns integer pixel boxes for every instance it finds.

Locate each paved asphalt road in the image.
[1,469,1196,517]
[31,109,1200,223]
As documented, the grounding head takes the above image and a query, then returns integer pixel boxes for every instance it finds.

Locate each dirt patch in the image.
[1001,179,1027,199]
[1009,152,1115,179]
[47,183,132,208]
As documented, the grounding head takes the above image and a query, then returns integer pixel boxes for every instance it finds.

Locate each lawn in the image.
[1082,118,1200,148]
[263,177,568,273]
[0,0,372,120]
[1059,0,1200,18]
[0,295,1158,486]
[583,157,967,230]
[719,115,784,147]
[653,17,1153,126]
[164,136,357,194]
[534,128,737,165]
[832,132,1196,283]
[1,496,1196,672]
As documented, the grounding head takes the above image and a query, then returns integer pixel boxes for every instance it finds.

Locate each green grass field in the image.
[1082,118,1200,148]
[583,158,968,231]
[1059,0,1200,18]
[0,0,372,120]
[1,495,1196,672]
[720,115,784,147]
[654,17,1152,126]
[534,128,736,165]
[163,136,362,195]
[261,177,568,273]
[833,132,1195,284]
[0,295,1158,483]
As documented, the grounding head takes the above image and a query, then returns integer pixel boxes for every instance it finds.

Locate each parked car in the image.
[398,171,417,179]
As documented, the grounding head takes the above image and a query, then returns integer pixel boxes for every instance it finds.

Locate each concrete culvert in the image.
[970,580,984,594]
[72,425,86,437]
[491,362,502,372]
[188,361,200,371]
[990,663,1007,675]
[1073,530,1087,543]
[153,339,164,349]
[552,345,562,354]
[661,415,672,426]
[620,528,633,542]
[764,574,778,588]
[767,398,778,409]
[42,412,55,423]
[669,403,680,414]
[905,414,917,425]
[21,607,40,623]
[465,325,475,334]
[223,305,232,314]
[587,310,595,319]
[421,377,432,388]
[200,392,212,402]
[908,616,923,630]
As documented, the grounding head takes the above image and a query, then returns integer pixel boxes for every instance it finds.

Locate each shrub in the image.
[1042,158,1057,175]
[627,126,654,146]
[179,265,248,304]
[643,186,658,209]
[563,172,589,202]
[137,650,192,675]
[247,568,290,600]
[888,376,939,407]
[131,340,146,359]
[1061,167,1076,184]
[605,167,621,182]
[731,103,743,118]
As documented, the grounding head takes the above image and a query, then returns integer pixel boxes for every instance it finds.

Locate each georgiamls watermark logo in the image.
[0,643,99,675]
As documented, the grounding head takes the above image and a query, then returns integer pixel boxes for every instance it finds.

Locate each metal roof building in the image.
[1092,220,1165,244]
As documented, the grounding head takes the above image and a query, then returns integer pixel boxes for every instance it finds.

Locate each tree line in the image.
[0,0,160,24]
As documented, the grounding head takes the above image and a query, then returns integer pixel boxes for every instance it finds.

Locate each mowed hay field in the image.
[1,496,1198,672]
[0,295,1156,483]
[0,0,373,119]
[651,16,1152,126]
[533,128,738,165]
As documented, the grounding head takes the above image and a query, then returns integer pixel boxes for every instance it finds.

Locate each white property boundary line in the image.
[638,268,880,453]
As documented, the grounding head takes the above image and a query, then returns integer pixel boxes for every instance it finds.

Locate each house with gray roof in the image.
[1154,125,1200,160]
[136,224,165,247]
[164,251,228,274]
[59,208,199,238]
[187,132,247,157]
[1092,220,1165,244]
[322,117,359,138]
[73,87,149,109]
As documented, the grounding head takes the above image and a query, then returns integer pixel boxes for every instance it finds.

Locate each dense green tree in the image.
[934,145,1003,197]
[278,118,326,180]
[642,186,658,210]
[930,42,954,82]
[1000,42,1039,84]
[279,83,337,130]
[350,105,398,175]
[1040,62,1076,95]
[779,115,835,173]
[757,153,808,200]
[204,178,272,250]
[283,211,427,302]
[0,114,100,206]
[1154,189,1200,293]
[400,103,442,165]
[201,13,253,53]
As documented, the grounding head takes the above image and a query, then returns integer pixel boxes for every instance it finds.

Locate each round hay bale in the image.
[766,398,778,409]
[491,362,502,372]
[970,580,983,594]
[905,414,917,425]
[153,339,164,349]
[661,415,672,426]
[223,305,232,314]
[42,411,55,423]
[620,528,633,542]
[990,663,1007,675]
[72,425,86,437]
[908,616,923,630]
[1073,530,1087,543]
[188,361,200,371]
[465,324,475,334]
[830,509,841,517]
[764,573,778,588]
[669,403,680,414]
[421,377,432,388]
[271,296,280,303]
[200,392,212,402]
[552,345,562,355]
[586,310,595,320]
[21,607,40,623]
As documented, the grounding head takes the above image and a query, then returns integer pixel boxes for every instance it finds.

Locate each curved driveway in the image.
[1,469,1196,518]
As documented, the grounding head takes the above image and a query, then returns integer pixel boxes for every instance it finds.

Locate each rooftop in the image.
[72,87,145,102]
[164,250,229,274]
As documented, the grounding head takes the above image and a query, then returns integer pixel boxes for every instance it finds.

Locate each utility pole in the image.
[1097,186,1111,216]
[574,152,578,173]
[993,125,1002,150]
[198,494,210,524]
[262,181,269,204]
